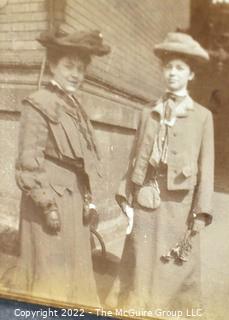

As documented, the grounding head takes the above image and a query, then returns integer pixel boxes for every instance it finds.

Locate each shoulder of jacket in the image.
[141,99,161,120]
[193,100,213,119]
[145,99,158,109]
[141,100,157,117]
[137,108,151,127]
[23,88,61,123]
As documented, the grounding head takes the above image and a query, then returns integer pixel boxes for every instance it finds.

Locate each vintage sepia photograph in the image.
[0,0,228,319]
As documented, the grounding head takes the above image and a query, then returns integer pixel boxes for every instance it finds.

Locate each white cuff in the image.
[89,203,97,210]
[125,205,134,219]
[125,206,134,235]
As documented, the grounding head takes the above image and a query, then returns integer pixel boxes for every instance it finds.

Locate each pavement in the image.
[201,191,229,320]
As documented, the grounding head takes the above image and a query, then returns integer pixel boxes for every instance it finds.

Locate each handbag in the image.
[136,178,161,209]
[135,108,166,210]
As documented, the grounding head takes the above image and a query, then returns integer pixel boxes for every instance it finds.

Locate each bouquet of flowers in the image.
[161,229,193,265]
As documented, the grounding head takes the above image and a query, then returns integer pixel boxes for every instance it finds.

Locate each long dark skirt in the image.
[1,162,99,307]
[107,174,201,313]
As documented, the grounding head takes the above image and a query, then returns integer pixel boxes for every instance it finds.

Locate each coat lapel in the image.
[131,110,159,185]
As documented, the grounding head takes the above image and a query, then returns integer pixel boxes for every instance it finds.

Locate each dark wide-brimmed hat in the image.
[37,29,111,56]
[154,32,209,63]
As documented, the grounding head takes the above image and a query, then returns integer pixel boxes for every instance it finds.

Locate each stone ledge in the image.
[0,84,144,130]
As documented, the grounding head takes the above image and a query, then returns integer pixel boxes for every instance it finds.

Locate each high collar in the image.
[165,88,188,97]
[49,80,82,104]
[47,80,83,119]
[151,94,194,120]
[50,79,63,91]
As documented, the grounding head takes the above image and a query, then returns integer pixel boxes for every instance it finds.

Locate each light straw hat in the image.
[154,32,209,63]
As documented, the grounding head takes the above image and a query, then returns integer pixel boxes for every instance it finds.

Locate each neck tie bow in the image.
[163,93,177,123]
[164,92,177,102]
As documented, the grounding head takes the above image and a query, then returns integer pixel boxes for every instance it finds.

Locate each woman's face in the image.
[162,58,194,92]
[50,54,87,94]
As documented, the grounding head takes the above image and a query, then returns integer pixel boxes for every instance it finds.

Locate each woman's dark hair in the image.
[160,53,199,73]
[47,47,92,67]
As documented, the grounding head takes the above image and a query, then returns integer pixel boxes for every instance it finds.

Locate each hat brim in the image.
[154,43,209,64]
[37,39,111,57]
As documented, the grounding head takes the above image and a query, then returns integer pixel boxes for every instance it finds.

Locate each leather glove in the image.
[88,204,99,229]
[44,209,61,233]
[192,214,207,234]
[83,202,99,228]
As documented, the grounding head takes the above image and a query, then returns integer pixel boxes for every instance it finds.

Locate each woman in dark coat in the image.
[106,33,214,316]
[3,29,110,307]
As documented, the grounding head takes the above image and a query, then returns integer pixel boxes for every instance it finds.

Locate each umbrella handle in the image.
[90,227,106,258]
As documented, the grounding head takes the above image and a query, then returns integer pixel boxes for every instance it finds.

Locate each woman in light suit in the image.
[107,32,214,315]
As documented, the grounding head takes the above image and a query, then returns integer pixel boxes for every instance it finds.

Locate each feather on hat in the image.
[37,29,110,57]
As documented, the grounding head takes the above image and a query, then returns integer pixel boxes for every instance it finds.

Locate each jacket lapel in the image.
[131,110,159,185]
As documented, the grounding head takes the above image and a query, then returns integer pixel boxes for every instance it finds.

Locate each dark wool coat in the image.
[107,97,214,313]
[2,83,101,307]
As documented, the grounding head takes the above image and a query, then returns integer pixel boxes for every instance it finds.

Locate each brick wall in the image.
[0,0,65,65]
[0,0,47,64]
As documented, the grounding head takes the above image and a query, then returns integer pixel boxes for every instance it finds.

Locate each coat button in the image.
[172,150,177,155]
[173,132,177,137]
